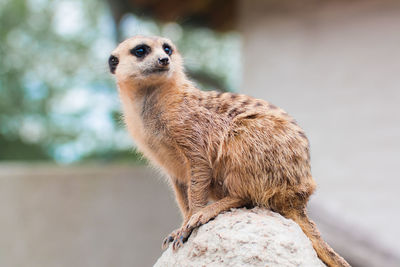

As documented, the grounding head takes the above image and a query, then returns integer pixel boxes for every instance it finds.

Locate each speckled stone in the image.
[154,207,325,267]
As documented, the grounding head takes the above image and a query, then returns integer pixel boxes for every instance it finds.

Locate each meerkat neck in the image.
[118,73,195,121]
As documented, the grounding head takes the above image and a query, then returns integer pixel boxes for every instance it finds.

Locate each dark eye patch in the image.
[108,55,119,74]
[131,44,151,58]
[163,43,173,56]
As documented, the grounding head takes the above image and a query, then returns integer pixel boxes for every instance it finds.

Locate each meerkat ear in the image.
[108,55,119,74]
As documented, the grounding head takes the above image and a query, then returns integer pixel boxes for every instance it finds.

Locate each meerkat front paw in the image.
[162,228,188,251]
[162,231,176,250]
[165,210,214,251]
[184,211,209,232]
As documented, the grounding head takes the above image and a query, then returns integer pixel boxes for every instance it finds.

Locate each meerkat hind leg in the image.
[171,196,247,251]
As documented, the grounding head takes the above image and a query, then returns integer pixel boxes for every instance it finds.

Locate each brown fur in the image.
[110,35,350,267]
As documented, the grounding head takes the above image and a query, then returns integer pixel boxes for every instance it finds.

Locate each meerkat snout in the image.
[158,56,169,66]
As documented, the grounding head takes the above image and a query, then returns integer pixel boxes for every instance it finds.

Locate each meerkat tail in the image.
[285,209,351,267]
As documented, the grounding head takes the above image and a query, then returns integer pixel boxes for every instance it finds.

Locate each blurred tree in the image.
[0,0,124,162]
[0,0,240,163]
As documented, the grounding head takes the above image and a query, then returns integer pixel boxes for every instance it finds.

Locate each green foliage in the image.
[0,0,121,163]
[0,0,241,164]
[0,134,49,160]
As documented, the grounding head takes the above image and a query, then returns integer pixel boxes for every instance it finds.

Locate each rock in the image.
[154,207,325,267]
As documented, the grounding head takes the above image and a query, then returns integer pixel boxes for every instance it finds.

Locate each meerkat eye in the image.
[108,55,119,74]
[131,45,149,58]
[163,44,173,56]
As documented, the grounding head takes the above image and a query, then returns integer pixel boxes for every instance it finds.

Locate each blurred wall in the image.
[239,0,400,260]
[0,164,180,267]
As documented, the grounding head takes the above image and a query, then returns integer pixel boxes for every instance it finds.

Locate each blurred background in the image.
[0,0,399,266]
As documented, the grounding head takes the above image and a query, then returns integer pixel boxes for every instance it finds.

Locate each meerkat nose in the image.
[158,57,170,66]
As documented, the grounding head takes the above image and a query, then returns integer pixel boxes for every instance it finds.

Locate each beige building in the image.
[239,1,400,266]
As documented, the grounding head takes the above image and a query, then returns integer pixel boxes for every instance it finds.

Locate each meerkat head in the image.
[108,35,184,87]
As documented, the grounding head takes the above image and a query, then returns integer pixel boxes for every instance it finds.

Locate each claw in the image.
[162,235,174,250]
[163,212,208,251]
[172,236,184,251]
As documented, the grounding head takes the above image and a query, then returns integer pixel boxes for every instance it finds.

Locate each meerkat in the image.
[108,35,350,267]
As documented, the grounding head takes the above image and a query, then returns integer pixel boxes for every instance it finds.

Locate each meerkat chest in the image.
[121,95,187,179]
[139,135,187,179]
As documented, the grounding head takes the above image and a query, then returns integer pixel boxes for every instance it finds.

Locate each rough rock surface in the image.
[154,207,325,267]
